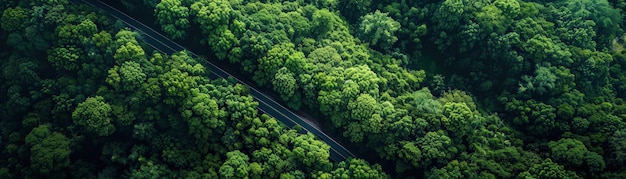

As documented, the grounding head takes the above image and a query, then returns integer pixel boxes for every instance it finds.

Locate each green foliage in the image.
[518,159,582,179]
[311,9,335,36]
[292,133,332,170]
[1,7,28,32]
[118,61,147,91]
[505,99,561,137]
[358,10,401,50]
[25,124,71,175]
[57,19,99,45]
[273,67,299,106]
[92,30,113,50]
[190,0,242,60]
[549,138,589,167]
[426,160,478,179]
[398,131,456,168]
[547,137,608,176]
[339,0,371,22]
[255,42,299,87]
[4,0,626,178]
[47,46,83,71]
[518,65,558,96]
[345,93,380,142]
[565,0,622,44]
[72,96,115,136]
[182,89,224,140]
[331,159,388,179]
[441,102,474,138]
[130,160,174,179]
[114,41,146,64]
[219,150,250,179]
[155,0,190,40]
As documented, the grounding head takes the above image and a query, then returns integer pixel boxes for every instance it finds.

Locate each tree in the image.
[181,89,224,141]
[130,160,174,179]
[518,65,557,96]
[348,93,379,121]
[441,102,474,139]
[92,31,113,50]
[292,133,332,171]
[548,138,589,168]
[114,41,146,64]
[219,150,250,179]
[47,46,83,71]
[155,0,190,40]
[72,96,116,136]
[338,0,371,22]
[475,4,510,34]
[398,141,423,168]
[565,0,622,45]
[307,46,342,66]
[331,159,388,179]
[254,43,298,87]
[1,7,28,32]
[311,9,335,36]
[608,129,626,168]
[56,19,98,45]
[160,68,195,103]
[518,159,582,179]
[522,35,572,66]
[358,10,401,50]
[25,124,71,175]
[133,122,156,140]
[190,0,242,60]
[426,160,478,179]
[505,99,560,137]
[273,67,300,108]
[190,0,232,33]
[584,151,606,173]
[416,131,455,166]
[343,65,381,97]
[118,61,147,91]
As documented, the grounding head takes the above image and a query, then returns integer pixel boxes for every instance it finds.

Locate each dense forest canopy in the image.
[2,0,626,178]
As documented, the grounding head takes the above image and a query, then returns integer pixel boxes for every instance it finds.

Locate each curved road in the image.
[80,0,356,162]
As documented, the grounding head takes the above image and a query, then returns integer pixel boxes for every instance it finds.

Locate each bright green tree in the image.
[273,67,299,107]
[118,61,147,91]
[155,0,190,40]
[441,102,474,139]
[181,89,224,140]
[331,159,388,179]
[311,9,335,36]
[219,150,250,179]
[114,41,146,64]
[358,10,401,50]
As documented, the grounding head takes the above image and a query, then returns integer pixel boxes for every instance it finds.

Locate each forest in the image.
[1,0,626,178]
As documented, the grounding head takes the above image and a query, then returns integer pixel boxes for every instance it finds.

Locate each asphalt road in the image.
[80,0,356,162]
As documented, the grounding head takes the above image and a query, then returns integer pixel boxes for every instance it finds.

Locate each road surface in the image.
[80,0,356,162]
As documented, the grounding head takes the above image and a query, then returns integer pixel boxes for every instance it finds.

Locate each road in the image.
[80,0,356,162]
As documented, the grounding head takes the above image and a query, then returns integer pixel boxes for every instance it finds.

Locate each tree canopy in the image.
[3,0,626,178]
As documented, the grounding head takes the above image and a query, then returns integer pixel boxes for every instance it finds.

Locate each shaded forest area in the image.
[2,0,626,178]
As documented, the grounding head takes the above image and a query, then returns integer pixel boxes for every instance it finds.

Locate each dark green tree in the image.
[72,96,116,136]
[25,124,71,175]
